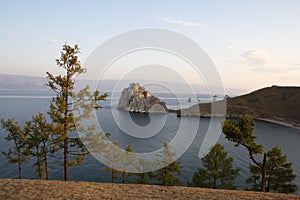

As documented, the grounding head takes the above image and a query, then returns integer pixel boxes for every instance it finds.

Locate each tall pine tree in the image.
[222,116,267,191]
[47,44,107,181]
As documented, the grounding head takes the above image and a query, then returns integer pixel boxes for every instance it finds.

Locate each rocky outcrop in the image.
[118,83,167,113]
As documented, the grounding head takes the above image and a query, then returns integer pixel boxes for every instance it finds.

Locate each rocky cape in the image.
[177,86,300,128]
[118,83,167,113]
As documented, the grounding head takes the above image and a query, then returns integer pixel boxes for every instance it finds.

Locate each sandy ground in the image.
[0,179,299,200]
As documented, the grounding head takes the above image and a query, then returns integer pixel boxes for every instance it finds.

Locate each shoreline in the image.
[176,110,300,130]
[256,118,300,130]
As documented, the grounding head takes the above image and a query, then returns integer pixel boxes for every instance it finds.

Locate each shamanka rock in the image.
[118,83,167,113]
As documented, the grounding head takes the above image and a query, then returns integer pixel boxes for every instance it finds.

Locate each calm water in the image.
[0,90,299,193]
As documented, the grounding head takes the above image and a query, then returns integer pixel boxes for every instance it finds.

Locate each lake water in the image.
[0,90,299,193]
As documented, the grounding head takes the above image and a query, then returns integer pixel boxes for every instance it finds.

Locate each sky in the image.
[0,0,300,91]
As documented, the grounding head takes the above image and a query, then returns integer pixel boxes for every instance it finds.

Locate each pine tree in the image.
[104,141,121,183]
[130,158,155,184]
[24,112,52,180]
[247,147,297,193]
[153,142,182,186]
[119,144,136,183]
[222,116,267,191]
[1,118,27,179]
[188,144,239,189]
[47,43,107,181]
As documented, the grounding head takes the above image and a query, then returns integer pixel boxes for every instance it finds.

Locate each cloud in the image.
[251,64,300,74]
[157,17,207,28]
[241,49,269,66]
[250,65,281,73]
[41,36,58,43]
[240,49,300,74]
[280,62,300,71]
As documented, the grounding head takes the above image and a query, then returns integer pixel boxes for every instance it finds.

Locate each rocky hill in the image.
[178,86,300,127]
[0,179,299,200]
[118,83,167,113]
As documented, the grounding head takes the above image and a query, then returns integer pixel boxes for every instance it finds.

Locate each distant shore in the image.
[175,86,300,131]
[175,105,300,130]
[256,118,300,130]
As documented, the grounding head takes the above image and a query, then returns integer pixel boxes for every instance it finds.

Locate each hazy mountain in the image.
[0,74,48,90]
[0,74,244,95]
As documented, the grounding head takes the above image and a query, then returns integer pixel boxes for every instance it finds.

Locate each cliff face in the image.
[118,83,167,113]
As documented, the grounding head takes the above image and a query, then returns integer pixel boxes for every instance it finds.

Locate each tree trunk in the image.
[18,161,21,179]
[261,153,267,192]
[42,141,49,180]
[37,146,42,179]
[64,138,69,181]
[122,172,125,184]
[17,150,21,179]
[266,176,270,192]
[44,152,49,180]
[213,177,216,189]
[64,73,70,182]
[163,169,167,186]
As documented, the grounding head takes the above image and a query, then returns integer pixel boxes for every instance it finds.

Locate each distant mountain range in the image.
[0,74,244,95]
[0,74,47,90]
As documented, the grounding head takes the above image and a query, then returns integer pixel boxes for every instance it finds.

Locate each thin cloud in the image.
[240,49,300,74]
[241,49,270,66]
[251,64,300,73]
[41,36,58,43]
[157,16,207,28]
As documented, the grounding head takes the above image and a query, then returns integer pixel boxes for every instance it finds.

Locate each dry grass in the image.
[0,179,299,200]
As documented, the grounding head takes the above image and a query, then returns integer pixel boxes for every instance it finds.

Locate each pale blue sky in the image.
[1,0,300,90]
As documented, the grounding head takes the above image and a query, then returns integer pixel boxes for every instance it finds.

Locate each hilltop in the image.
[178,86,300,128]
[0,179,299,200]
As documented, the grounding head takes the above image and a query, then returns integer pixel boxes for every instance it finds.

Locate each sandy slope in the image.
[0,179,299,200]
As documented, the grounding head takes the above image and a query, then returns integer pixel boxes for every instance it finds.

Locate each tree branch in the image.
[242,143,263,168]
